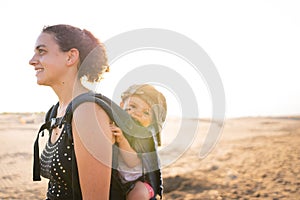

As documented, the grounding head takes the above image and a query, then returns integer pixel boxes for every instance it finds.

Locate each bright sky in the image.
[0,0,299,118]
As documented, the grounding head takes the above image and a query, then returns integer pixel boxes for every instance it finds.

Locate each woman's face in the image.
[121,96,153,127]
[29,33,69,86]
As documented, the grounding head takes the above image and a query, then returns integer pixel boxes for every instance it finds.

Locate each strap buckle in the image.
[50,117,64,129]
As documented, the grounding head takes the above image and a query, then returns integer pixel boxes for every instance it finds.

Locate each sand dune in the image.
[0,113,299,199]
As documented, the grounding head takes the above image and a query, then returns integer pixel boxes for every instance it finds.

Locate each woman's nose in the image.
[29,55,38,66]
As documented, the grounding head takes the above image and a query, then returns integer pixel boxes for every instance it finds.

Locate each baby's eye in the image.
[124,108,131,112]
[143,111,150,116]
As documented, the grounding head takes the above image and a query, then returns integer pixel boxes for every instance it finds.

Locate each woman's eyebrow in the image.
[35,44,46,50]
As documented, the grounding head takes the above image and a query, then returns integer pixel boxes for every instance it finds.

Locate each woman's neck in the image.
[52,78,89,117]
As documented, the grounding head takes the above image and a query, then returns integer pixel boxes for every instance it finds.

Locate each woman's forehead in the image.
[35,33,55,47]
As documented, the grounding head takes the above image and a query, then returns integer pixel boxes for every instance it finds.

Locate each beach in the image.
[0,113,299,199]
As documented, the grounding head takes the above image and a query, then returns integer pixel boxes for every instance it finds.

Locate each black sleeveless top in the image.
[33,102,82,200]
[40,128,74,200]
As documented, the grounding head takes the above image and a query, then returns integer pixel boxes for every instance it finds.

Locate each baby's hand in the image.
[110,122,124,144]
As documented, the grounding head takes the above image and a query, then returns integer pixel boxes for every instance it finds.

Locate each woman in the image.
[30,24,112,200]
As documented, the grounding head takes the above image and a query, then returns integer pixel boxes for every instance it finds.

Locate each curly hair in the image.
[42,24,109,82]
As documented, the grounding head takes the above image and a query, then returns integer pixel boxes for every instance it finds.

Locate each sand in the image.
[0,113,299,199]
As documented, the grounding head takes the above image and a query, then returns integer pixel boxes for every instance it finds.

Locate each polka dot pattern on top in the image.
[40,128,73,199]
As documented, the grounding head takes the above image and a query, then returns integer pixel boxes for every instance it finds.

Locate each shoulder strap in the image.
[63,92,152,139]
[33,103,59,181]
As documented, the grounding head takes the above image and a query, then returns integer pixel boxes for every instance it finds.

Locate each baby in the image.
[110,84,167,200]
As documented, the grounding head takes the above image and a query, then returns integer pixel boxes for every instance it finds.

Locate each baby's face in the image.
[121,96,152,127]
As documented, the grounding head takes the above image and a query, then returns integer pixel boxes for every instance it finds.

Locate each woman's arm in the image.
[110,124,141,168]
[72,102,112,200]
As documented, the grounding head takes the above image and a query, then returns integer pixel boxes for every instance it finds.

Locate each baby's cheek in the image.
[141,119,151,127]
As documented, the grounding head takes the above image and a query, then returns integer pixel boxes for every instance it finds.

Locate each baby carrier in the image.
[33,92,163,200]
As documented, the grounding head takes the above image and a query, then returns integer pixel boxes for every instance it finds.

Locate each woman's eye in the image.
[38,49,46,54]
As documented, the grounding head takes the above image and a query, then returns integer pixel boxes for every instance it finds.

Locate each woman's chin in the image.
[36,79,46,86]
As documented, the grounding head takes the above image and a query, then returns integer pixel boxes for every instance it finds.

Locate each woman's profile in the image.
[30,24,112,200]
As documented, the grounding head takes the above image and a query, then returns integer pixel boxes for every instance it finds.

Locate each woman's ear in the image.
[66,48,79,66]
